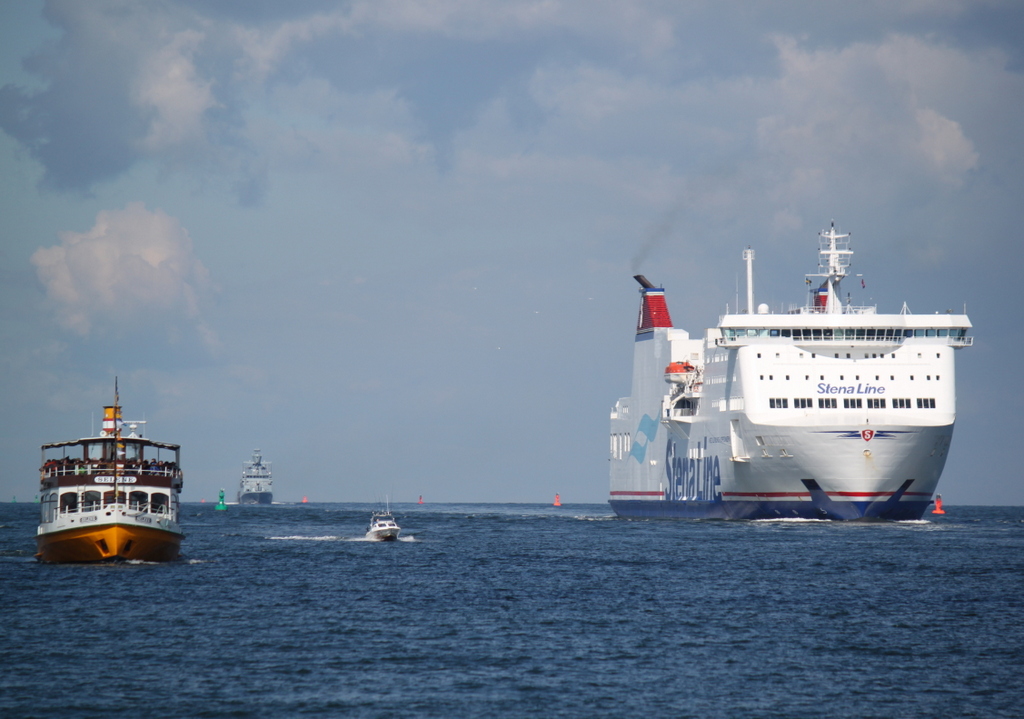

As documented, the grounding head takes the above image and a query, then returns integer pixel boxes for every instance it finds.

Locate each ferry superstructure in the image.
[238,449,272,505]
[36,393,184,562]
[610,224,972,520]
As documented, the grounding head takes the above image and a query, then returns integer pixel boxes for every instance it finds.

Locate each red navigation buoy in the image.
[553,493,561,507]
[931,494,945,514]
[302,495,308,503]
[418,495,423,504]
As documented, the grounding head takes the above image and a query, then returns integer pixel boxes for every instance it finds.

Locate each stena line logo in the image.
[665,438,721,502]
[861,429,875,441]
[818,382,886,395]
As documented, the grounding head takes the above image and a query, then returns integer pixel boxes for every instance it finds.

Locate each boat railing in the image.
[57,501,172,517]
[41,463,180,479]
[796,304,877,315]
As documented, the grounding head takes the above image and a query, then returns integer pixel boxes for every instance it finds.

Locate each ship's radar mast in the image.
[806,221,853,314]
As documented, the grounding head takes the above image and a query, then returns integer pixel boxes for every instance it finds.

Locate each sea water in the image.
[1,502,1022,718]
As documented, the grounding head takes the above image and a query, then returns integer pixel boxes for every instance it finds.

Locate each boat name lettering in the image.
[94,476,137,484]
[665,438,721,502]
[816,383,885,395]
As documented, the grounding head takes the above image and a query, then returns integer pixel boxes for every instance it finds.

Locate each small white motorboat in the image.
[366,511,401,541]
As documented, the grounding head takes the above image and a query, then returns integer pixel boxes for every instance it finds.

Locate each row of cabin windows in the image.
[770,398,936,409]
[724,328,967,340]
[761,374,939,381]
[55,489,171,512]
[758,352,943,360]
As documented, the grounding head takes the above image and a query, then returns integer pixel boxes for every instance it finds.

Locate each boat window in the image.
[769,329,779,337]
[83,491,101,511]
[103,490,126,506]
[823,329,833,339]
[152,493,169,512]
[812,329,822,339]
[60,492,78,511]
[781,329,791,337]
[926,329,936,337]
[129,491,148,510]
[747,329,759,337]
[124,442,142,461]
[86,442,106,461]
[937,329,948,337]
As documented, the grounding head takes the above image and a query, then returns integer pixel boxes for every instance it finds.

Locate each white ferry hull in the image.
[612,427,950,520]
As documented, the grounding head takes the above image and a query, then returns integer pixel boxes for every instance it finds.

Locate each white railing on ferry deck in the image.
[41,465,180,478]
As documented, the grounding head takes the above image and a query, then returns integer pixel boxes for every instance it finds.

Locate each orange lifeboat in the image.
[664,361,695,384]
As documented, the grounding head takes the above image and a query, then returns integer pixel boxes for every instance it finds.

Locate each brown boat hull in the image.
[35,522,183,563]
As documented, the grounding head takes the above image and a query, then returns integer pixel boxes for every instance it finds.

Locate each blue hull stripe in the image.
[609,498,930,521]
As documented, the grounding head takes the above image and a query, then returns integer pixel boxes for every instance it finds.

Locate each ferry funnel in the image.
[634,281,673,333]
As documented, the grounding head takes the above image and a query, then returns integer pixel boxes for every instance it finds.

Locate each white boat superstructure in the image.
[366,511,401,541]
[610,223,972,520]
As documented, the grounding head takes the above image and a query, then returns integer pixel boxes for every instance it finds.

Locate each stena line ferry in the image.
[609,223,972,520]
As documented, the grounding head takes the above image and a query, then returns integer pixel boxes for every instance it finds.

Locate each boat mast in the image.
[743,248,754,313]
[113,379,121,505]
[807,221,852,314]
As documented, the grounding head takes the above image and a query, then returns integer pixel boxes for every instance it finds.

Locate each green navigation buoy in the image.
[215,489,228,511]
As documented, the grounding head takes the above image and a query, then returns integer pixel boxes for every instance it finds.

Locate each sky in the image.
[1,0,1022,506]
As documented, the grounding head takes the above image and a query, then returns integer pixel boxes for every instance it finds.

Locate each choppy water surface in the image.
[2,503,1022,718]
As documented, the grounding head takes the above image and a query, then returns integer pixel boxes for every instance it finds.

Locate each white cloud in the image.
[31,203,213,339]
[133,28,219,153]
[756,35,980,194]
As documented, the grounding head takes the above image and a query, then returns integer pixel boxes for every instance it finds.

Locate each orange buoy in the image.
[931,495,945,514]
[302,496,308,503]
[553,493,561,507]
[418,495,423,504]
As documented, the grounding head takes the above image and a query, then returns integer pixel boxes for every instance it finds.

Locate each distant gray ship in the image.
[238,449,272,505]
